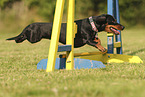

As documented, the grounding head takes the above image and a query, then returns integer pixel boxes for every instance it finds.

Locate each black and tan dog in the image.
[6,14,125,54]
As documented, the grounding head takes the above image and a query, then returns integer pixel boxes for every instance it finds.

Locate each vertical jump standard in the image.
[46,0,75,72]
[107,0,122,54]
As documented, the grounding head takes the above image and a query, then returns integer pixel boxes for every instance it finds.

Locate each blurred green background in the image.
[0,0,145,34]
[0,1,145,97]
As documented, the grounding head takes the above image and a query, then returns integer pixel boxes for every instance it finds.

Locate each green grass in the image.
[0,27,145,97]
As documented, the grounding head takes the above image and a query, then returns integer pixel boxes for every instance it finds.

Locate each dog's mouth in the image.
[109,27,120,35]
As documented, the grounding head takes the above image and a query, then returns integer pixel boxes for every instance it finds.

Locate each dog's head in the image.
[95,14,125,35]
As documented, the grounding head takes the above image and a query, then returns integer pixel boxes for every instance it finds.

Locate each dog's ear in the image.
[98,17,106,22]
[95,15,106,23]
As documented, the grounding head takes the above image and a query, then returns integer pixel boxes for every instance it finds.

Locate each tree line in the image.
[0,0,145,26]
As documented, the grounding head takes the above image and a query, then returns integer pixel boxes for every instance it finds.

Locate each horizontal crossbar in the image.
[58,45,72,52]
[59,51,143,63]
[60,51,102,58]
[107,33,114,36]
[114,42,121,48]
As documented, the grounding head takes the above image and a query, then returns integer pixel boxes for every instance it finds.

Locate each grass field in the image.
[0,27,145,97]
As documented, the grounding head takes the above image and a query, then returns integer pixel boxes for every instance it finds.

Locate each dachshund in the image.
[6,14,125,54]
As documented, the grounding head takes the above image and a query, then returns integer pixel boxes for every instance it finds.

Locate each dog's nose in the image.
[122,26,125,30]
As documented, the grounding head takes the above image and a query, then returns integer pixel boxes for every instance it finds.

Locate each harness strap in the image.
[89,16,99,38]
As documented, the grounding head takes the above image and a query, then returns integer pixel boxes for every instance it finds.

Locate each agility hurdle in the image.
[37,0,105,72]
[37,0,143,72]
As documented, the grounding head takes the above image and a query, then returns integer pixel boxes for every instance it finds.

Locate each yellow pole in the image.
[46,0,65,72]
[66,0,75,70]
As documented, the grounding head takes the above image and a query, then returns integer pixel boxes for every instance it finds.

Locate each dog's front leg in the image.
[94,38,107,54]
[87,38,107,54]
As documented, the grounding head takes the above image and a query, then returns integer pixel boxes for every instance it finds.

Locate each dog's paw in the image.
[102,48,107,54]
[96,44,107,54]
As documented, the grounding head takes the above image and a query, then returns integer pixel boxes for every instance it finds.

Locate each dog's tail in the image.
[6,24,31,43]
[6,36,18,40]
[6,34,26,43]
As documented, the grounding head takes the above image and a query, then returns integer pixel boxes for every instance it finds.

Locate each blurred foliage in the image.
[119,0,145,25]
[0,0,145,26]
[24,0,56,21]
[0,0,21,9]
